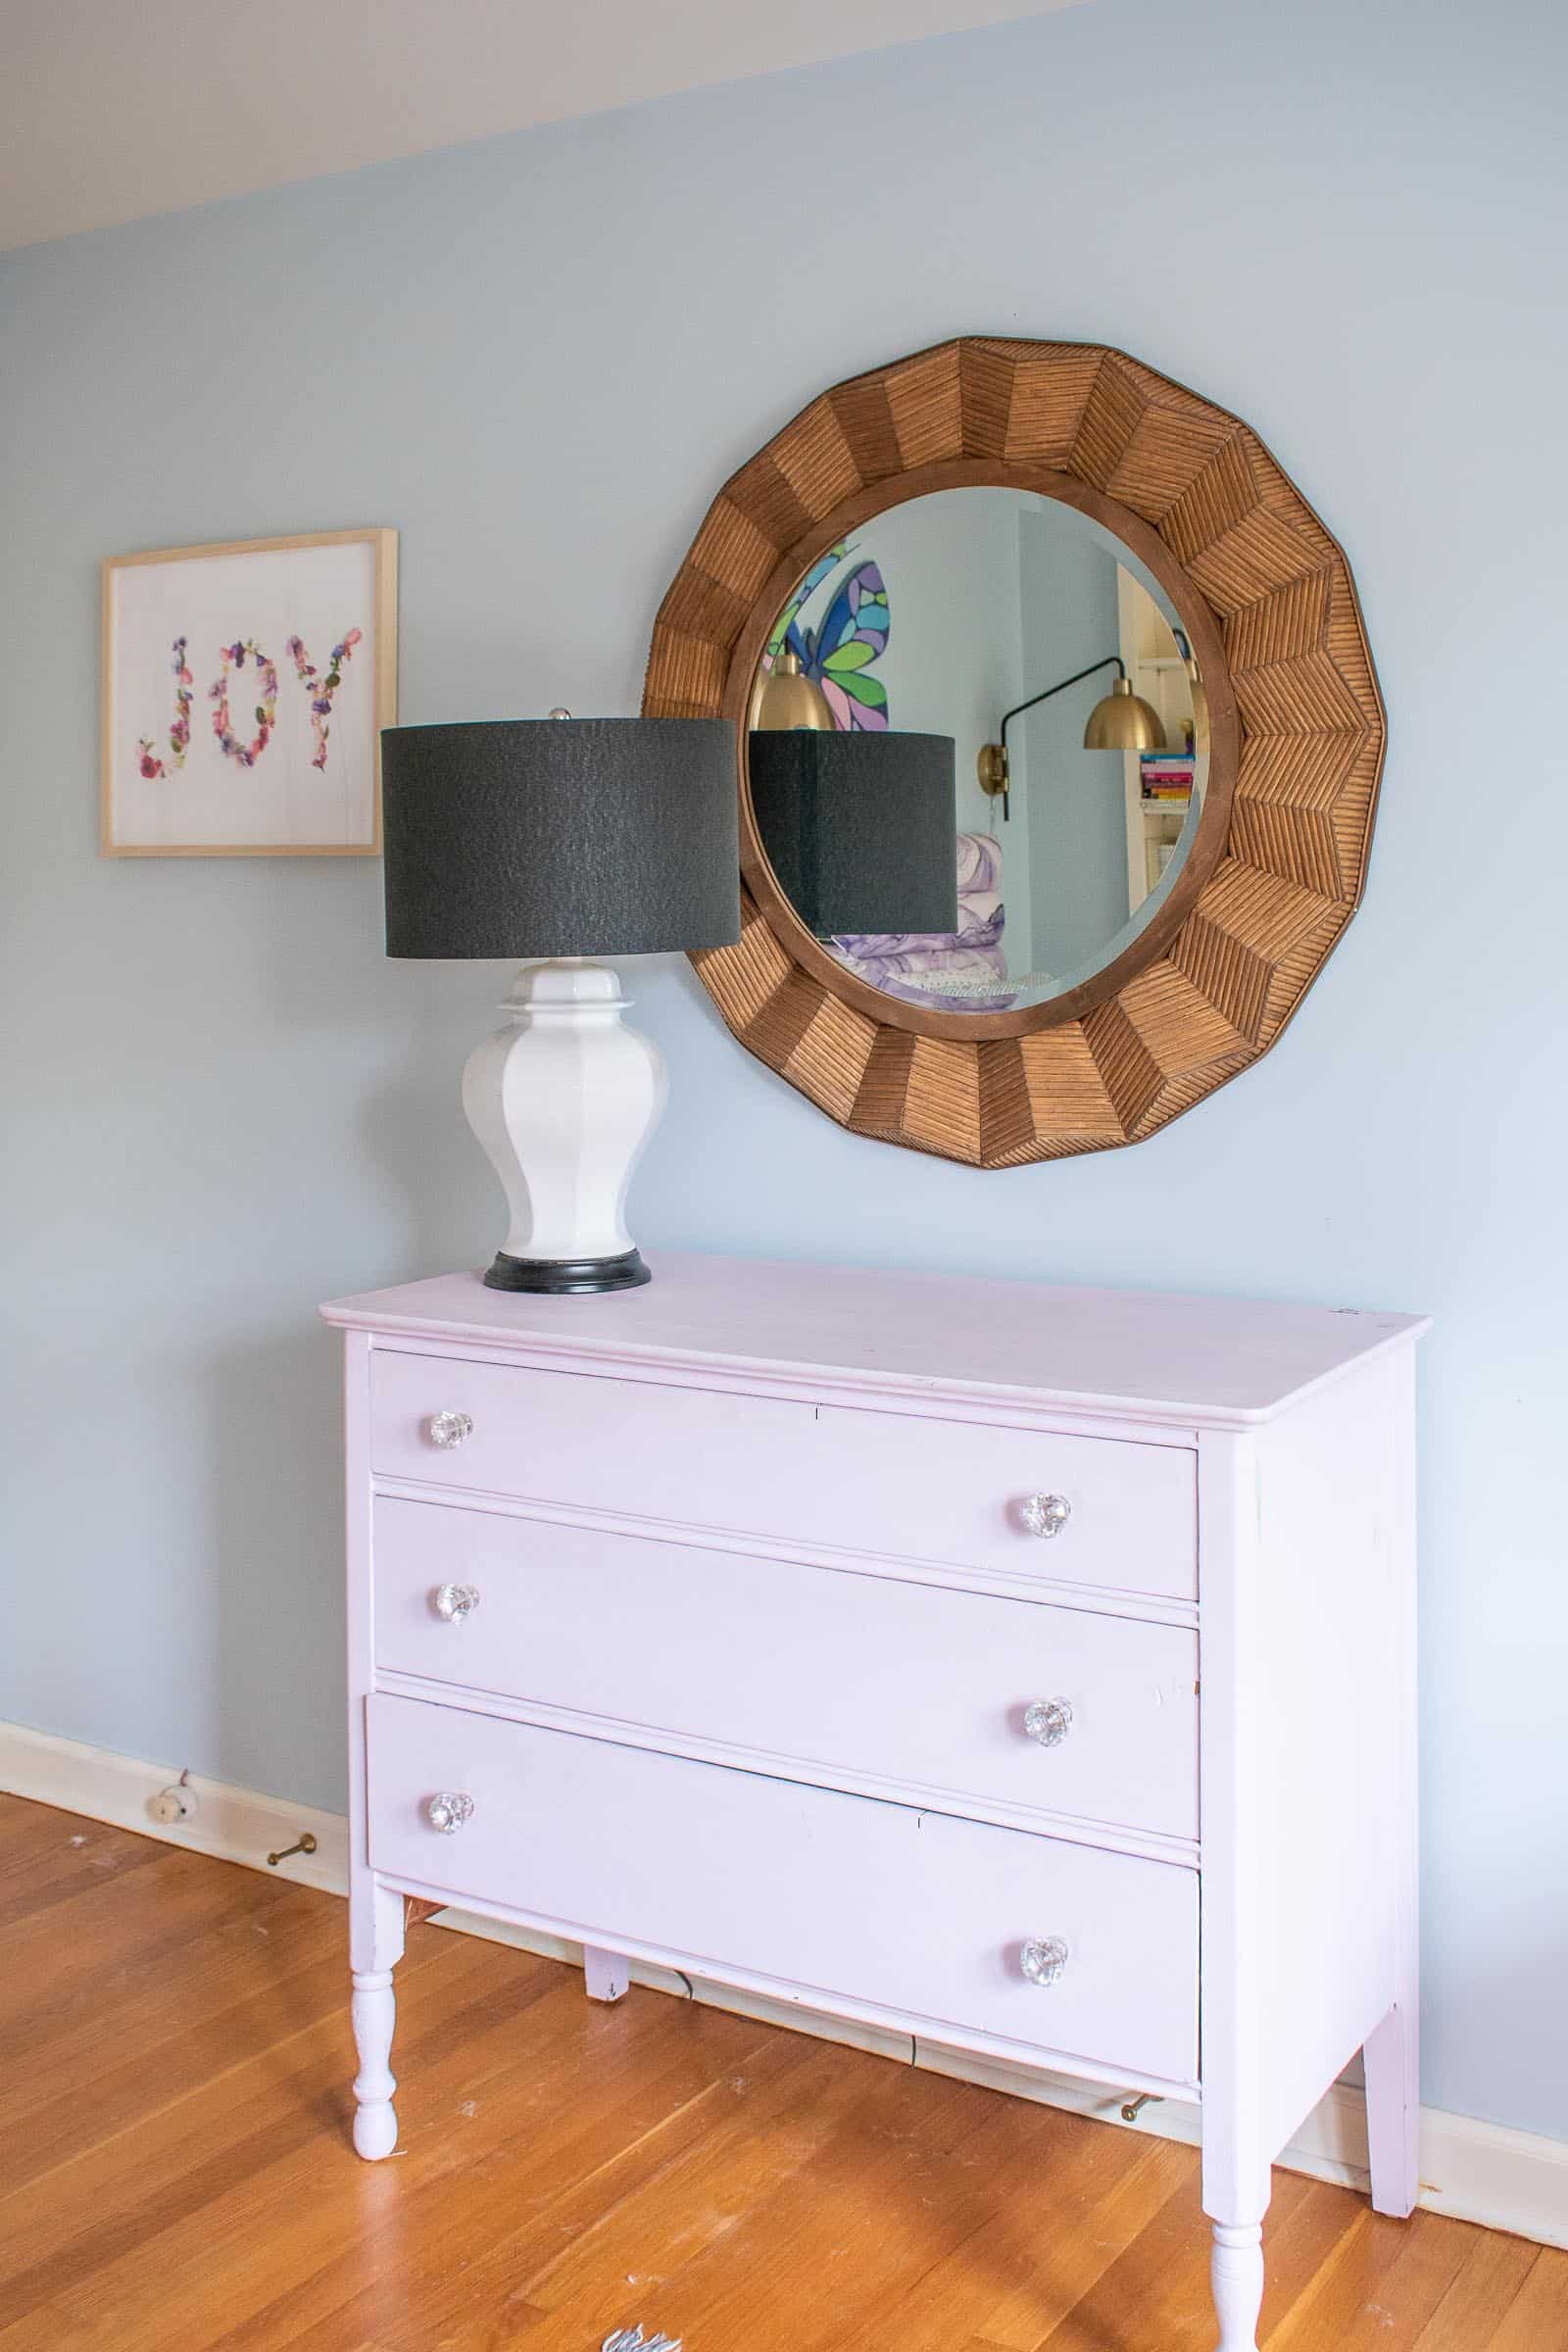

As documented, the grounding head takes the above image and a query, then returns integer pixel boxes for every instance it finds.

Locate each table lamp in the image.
[747,730,958,938]
[381,713,739,1295]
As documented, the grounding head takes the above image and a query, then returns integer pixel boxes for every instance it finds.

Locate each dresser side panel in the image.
[345,1330,372,1889]
[345,1330,402,1974]
[1198,1425,1270,2223]
[1243,1347,1417,2161]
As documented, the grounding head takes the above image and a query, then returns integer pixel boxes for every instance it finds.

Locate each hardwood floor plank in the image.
[0,1890,353,2168]
[2,1936,359,2195]
[1,1957,771,2349]
[525,2065,1102,2352]
[209,1994,786,2352]
[0,1842,295,2074]
[0,1801,1553,2352]
[824,2114,1193,2351]
[1264,2207,1479,2350]
[518,2036,933,2317]
[0,1802,168,1929]
[0,1929,500,2304]
[1034,2169,1301,2351]
[1480,2244,1568,2348]
[360,2034,870,2351]
[0,1792,91,1849]
[1409,2231,1542,2349]
[259,2033,837,2352]
[1255,2179,1383,2343]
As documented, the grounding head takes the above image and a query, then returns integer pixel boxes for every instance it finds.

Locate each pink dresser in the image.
[321,1253,1426,2352]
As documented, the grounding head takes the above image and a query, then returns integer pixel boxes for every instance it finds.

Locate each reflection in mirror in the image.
[748,732,957,938]
[747,487,1208,1016]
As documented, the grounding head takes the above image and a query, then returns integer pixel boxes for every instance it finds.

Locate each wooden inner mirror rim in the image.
[723,458,1239,1042]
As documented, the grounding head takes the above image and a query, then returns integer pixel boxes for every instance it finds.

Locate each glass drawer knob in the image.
[1020,1935,1070,1987]
[1023,1696,1073,1748]
[1019,1493,1070,1539]
[425,1791,474,1836]
[432,1583,480,1624]
[427,1410,473,1449]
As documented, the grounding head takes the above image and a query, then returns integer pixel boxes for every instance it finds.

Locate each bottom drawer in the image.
[367,1692,1198,2083]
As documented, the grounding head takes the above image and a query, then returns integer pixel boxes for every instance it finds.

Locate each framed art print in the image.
[102,527,397,856]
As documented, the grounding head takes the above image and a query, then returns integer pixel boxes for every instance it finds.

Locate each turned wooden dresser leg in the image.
[351,1969,398,2158]
[583,1944,630,2003]
[1210,2221,1264,2351]
[349,1881,404,2160]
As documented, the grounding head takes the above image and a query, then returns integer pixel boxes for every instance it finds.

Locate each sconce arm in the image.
[998,655,1126,760]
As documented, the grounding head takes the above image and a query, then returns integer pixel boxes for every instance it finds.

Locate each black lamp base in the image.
[483,1248,651,1296]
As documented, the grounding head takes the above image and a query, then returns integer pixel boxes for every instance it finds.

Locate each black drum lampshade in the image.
[381,715,740,959]
[747,730,958,938]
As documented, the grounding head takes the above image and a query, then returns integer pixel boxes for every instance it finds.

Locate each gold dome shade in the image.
[1082,674,1167,752]
[750,648,836,732]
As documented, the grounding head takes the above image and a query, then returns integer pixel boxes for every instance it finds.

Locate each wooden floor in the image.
[0,1795,1562,2352]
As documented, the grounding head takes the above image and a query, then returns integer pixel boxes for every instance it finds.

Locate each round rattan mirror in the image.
[643,339,1385,1167]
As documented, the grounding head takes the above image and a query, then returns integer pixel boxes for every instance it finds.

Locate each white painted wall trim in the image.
[5,1716,1563,2253]
[0,1719,350,1894]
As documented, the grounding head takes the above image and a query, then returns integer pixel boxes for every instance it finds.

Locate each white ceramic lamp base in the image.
[462,959,666,1294]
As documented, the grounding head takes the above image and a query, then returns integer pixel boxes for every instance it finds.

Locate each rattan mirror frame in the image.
[643,339,1385,1167]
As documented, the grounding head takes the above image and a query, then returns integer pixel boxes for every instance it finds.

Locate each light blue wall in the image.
[1015,506,1126,975]
[1,0,1564,2142]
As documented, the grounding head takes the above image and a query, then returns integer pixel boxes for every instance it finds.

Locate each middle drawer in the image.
[372,1495,1199,1842]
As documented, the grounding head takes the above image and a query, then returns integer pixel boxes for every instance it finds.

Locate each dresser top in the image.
[321,1255,1426,1427]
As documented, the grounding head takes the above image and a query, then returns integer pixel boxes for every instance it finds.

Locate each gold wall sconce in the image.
[749,647,836,733]
[976,656,1165,818]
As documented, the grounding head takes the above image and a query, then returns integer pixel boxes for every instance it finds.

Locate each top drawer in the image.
[368,1349,1196,1602]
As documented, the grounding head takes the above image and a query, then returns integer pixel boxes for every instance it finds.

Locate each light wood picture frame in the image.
[102,527,398,857]
[644,339,1386,1167]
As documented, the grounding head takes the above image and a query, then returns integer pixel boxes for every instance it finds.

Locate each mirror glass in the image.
[746,485,1208,1015]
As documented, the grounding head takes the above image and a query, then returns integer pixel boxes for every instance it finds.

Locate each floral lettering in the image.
[286,627,362,770]
[209,640,280,767]
[137,637,193,778]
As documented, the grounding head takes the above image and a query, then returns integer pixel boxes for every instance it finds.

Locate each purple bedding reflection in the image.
[828,833,1019,1011]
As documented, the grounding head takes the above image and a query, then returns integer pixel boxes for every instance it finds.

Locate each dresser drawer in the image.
[372,1497,1200,1841]
[368,1350,1196,1601]
[366,1692,1199,2083]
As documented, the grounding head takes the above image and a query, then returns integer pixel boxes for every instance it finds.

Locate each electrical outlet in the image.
[150,1782,198,1826]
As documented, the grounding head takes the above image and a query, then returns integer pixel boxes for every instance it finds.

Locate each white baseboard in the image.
[5,1716,1564,2253]
[0,1719,348,1893]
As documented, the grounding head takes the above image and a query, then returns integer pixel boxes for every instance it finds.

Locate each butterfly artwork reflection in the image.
[761,542,891,731]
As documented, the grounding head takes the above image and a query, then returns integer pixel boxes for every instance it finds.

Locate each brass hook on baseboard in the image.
[1121,2092,1162,2123]
[267,1833,318,1868]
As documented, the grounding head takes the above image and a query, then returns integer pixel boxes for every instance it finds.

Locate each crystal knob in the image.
[1019,1492,1070,1540]
[1020,1935,1070,1987]
[1023,1696,1073,1748]
[425,1791,474,1836]
[432,1583,481,1624]
[426,1410,473,1450]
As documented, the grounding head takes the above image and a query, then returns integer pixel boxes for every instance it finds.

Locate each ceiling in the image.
[0,0,1084,254]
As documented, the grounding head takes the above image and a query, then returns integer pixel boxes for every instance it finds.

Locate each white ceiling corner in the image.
[0,0,1089,253]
